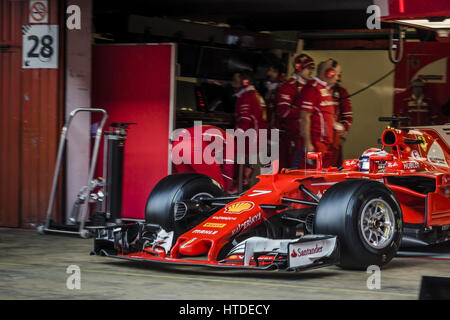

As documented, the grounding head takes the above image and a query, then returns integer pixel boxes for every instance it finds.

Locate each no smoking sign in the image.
[29,0,48,24]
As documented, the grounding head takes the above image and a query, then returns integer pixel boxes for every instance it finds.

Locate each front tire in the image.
[314,179,403,270]
[145,173,224,241]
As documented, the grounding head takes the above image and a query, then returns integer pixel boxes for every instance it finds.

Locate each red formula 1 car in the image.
[92,118,450,271]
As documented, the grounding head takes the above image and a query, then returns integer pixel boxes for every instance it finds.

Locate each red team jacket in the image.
[234,85,267,132]
[234,85,267,158]
[331,84,353,133]
[275,74,307,140]
[299,77,336,145]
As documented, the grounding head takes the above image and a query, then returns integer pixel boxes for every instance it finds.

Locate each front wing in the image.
[90,223,339,272]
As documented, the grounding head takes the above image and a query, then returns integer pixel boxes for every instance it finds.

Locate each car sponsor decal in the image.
[231,212,262,236]
[411,150,421,159]
[227,255,245,260]
[290,243,323,258]
[343,159,358,167]
[192,230,218,235]
[224,201,255,214]
[403,161,420,170]
[212,216,237,221]
[387,162,395,168]
[203,222,226,228]
[288,237,337,269]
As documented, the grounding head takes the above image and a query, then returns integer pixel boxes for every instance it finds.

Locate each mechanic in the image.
[275,54,315,169]
[329,70,353,167]
[233,71,267,188]
[172,125,235,193]
[397,78,437,126]
[297,58,341,169]
[257,61,285,130]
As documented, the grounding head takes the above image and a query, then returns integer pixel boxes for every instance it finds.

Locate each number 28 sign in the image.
[22,25,58,69]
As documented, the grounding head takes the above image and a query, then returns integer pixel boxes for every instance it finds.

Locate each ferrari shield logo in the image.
[418,136,427,152]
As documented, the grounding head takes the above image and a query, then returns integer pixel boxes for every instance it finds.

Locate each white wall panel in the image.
[302,50,395,159]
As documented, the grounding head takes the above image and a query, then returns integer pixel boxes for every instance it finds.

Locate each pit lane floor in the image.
[0,228,449,300]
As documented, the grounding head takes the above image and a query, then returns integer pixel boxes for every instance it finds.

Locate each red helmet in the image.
[293,54,315,72]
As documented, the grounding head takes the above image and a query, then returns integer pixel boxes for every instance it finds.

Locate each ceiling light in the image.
[395,18,450,29]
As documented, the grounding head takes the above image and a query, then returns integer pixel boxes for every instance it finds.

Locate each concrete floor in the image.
[0,228,449,300]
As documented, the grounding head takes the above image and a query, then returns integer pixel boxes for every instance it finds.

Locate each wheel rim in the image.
[190,192,214,200]
[174,192,215,222]
[360,198,395,249]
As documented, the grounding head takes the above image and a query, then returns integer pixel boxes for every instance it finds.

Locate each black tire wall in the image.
[315,179,403,270]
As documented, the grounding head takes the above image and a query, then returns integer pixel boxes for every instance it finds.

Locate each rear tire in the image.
[314,179,403,270]
[145,173,224,241]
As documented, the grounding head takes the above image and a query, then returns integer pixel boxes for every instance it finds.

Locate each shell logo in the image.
[224,201,255,214]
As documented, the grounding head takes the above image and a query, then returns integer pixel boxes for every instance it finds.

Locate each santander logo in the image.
[291,244,323,258]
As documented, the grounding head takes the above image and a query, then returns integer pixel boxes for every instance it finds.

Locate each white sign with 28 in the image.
[22,25,58,69]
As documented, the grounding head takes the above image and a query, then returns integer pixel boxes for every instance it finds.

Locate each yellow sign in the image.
[203,223,226,228]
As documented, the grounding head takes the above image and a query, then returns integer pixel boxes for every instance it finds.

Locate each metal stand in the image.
[37,108,108,238]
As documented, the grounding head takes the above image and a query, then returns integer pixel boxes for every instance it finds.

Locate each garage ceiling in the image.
[94,0,376,31]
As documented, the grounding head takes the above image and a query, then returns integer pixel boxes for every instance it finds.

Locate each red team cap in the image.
[294,54,315,72]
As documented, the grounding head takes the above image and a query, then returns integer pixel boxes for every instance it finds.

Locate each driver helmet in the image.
[358,148,389,172]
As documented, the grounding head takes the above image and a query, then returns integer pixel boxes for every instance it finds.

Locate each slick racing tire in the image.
[145,173,224,241]
[314,179,403,270]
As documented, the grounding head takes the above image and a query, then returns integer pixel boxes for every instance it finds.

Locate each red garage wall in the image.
[393,42,450,124]
[0,0,64,228]
[92,44,175,220]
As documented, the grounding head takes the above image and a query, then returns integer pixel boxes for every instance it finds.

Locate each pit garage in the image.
[1,0,450,304]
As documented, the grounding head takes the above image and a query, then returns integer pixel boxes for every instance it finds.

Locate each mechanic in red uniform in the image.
[171,125,235,193]
[258,62,285,130]
[232,71,267,188]
[330,73,353,167]
[398,78,437,126]
[275,54,315,169]
[298,59,342,169]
